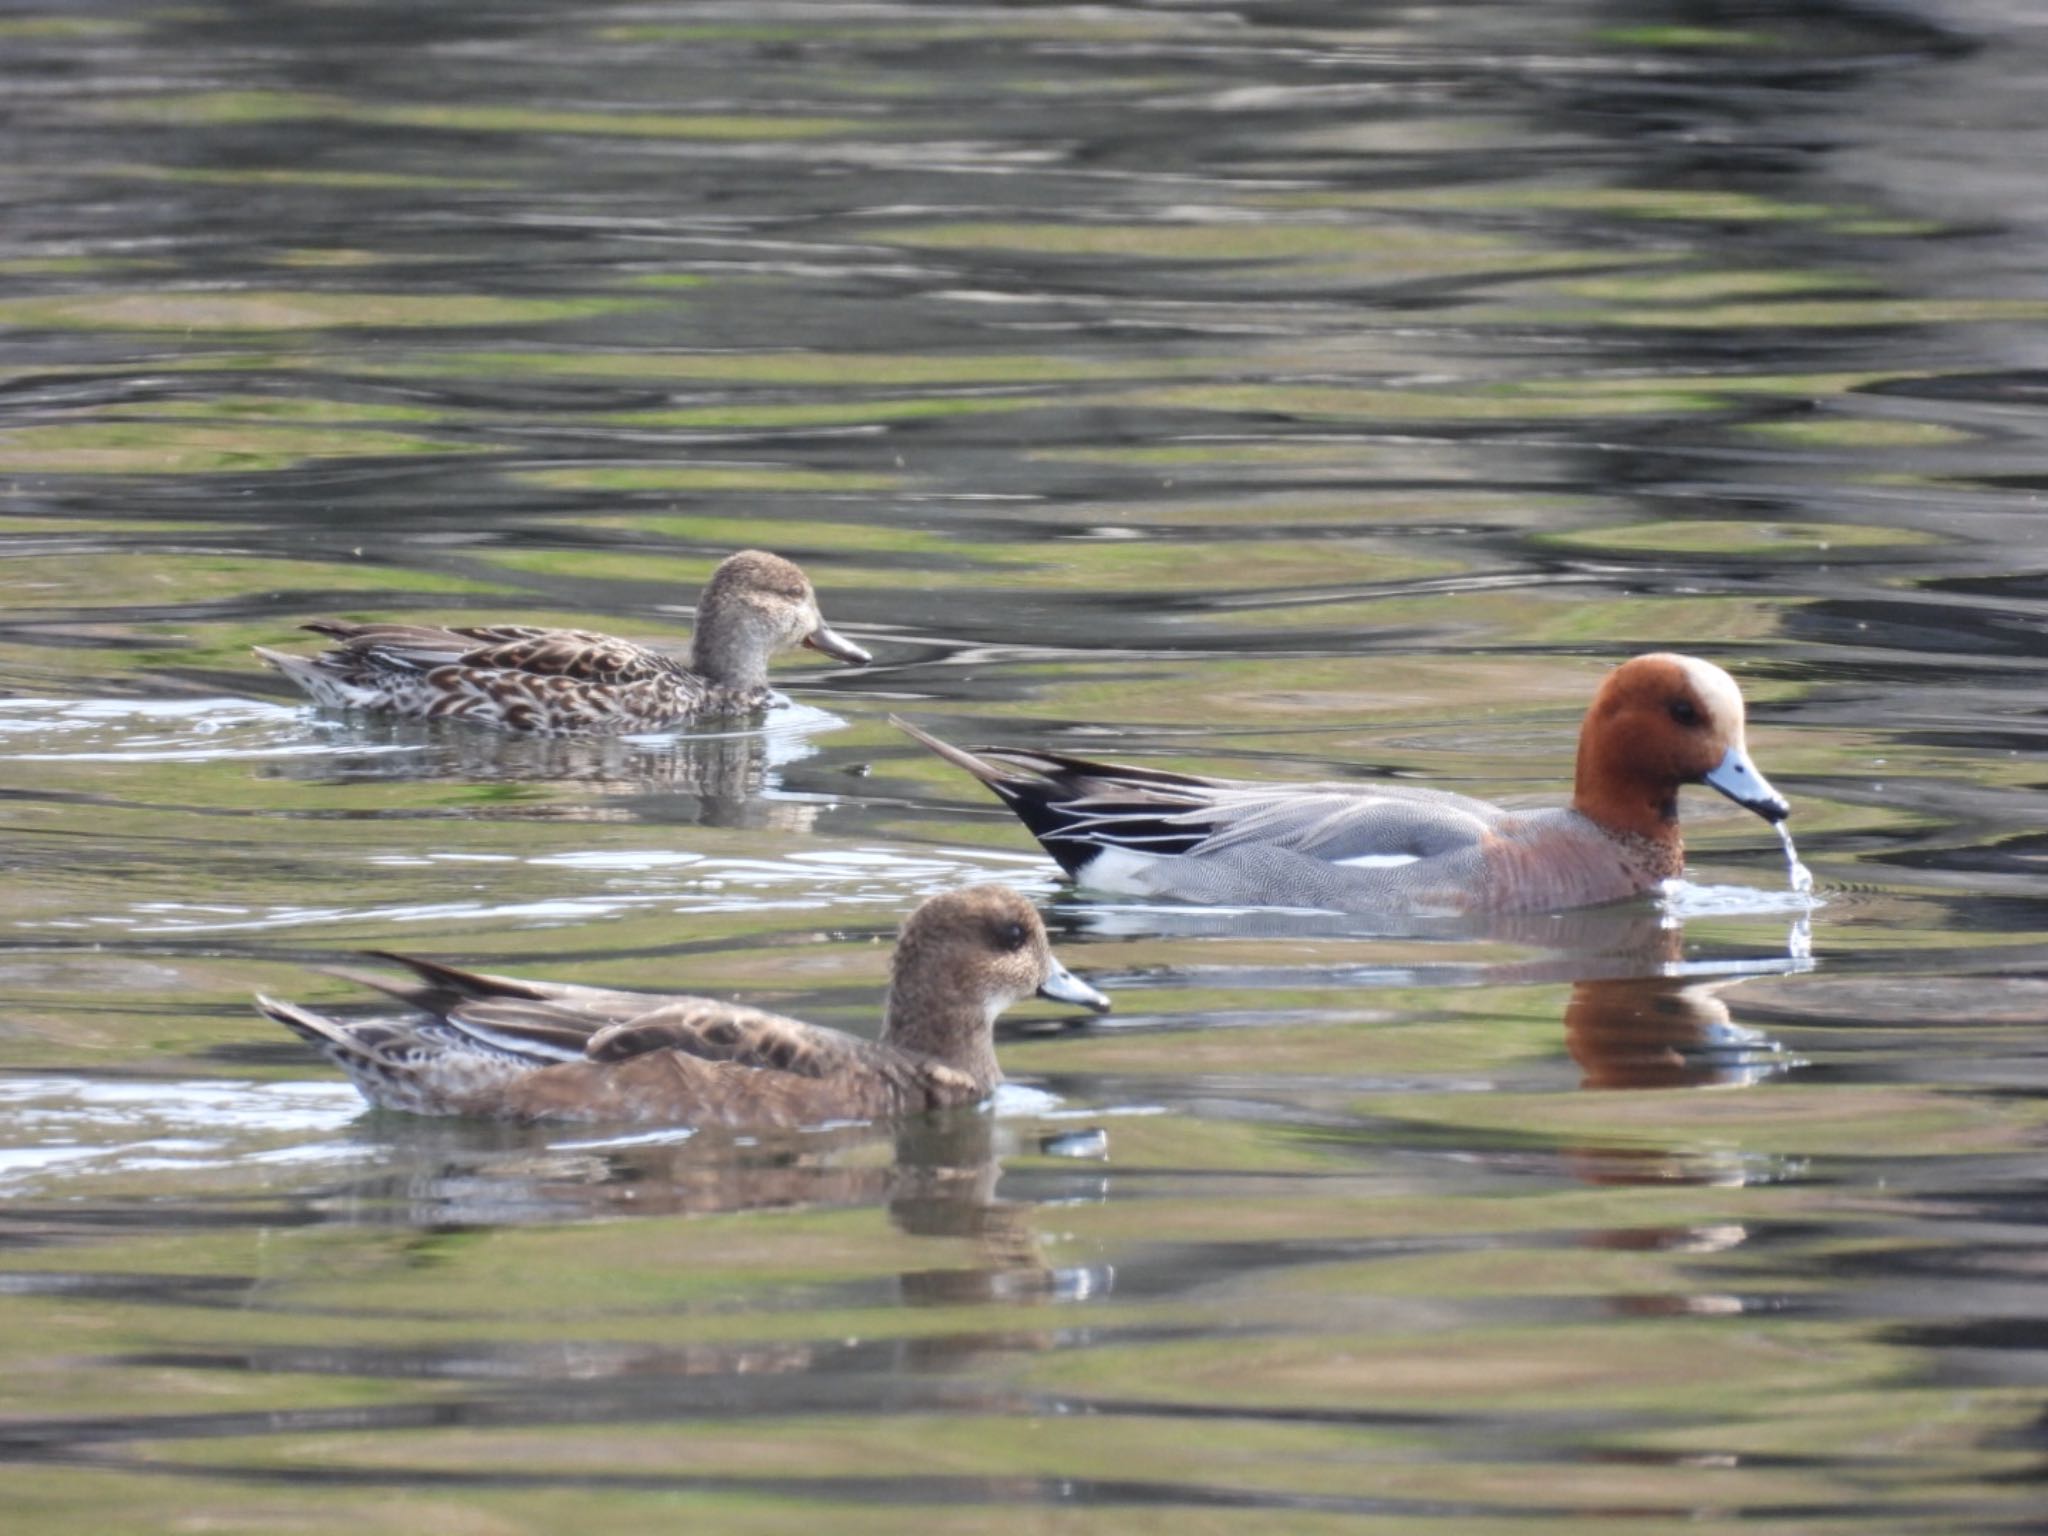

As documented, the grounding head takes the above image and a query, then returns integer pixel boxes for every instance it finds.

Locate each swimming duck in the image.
[254,549,870,734]
[255,885,1110,1126]
[896,653,1790,915]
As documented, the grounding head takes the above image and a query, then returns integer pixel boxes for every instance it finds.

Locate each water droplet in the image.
[1775,822,1815,900]
[1787,914,1812,961]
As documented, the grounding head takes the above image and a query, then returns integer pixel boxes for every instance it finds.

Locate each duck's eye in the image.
[1669,698,1701,728]
[995,920,1029,951]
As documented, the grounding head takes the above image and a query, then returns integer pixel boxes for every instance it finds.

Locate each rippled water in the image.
[8,0,2048,1529]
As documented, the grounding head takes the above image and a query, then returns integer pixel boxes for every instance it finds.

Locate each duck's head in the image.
[1573,653,1789,841]
[883,885,1109,1084]
[690,549,870,690]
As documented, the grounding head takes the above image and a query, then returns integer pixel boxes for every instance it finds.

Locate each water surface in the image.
[7,1,2048,1530]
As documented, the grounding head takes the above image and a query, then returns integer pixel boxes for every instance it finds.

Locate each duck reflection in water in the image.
[260,711,845,832]
[1549,912,1811,1214]
[1564,915,1805,1093]
[1567,972,1786,1092]
[328,1104,1114,1330]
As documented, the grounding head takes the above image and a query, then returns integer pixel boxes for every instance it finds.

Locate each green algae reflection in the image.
[0,423,482,475]
[0,291,639,333]
[887,218,1608,286]
[1538,519,1940,557]
[516,466,901,494]
[98,89,863,140]
[382,349,1224,387]
[2,555,514,610]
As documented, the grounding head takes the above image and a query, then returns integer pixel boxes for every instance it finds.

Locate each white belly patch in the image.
[1076,845,1164,894]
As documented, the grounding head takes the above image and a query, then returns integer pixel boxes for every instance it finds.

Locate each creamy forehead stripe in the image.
[1674,654,1746,728]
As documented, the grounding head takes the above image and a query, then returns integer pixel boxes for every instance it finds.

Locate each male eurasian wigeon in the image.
[896,653,1791,915]
[254,549,869,735]
[255,885,1110,1126]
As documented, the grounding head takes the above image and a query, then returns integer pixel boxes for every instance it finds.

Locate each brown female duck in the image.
[255,885,1110,1126]
[255,549,869,734]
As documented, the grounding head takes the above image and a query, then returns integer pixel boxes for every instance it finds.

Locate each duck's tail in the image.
[890,716,1220,878]
[251,644,383,709]
[251,644,313,679]
[328,951,560,1013]
[255,994,459,1114]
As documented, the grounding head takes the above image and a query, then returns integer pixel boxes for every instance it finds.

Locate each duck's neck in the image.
[1571,735,1685,849]
[689,616,771,692]
[881,973,1004,1091]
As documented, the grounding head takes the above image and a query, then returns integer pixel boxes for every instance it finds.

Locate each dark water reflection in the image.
[1567,970,1794,1091]
[7,0,2048,1529]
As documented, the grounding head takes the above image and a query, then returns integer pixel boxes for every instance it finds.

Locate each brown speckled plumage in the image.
[254,550,868,735]
[255,885,1109,1126]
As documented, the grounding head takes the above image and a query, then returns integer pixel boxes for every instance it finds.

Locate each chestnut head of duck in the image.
[689,549,870,692]
[1573,653,1788,844]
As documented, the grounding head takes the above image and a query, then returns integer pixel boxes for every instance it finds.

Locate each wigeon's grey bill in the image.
[803,623,872,665]
[1037,958,1112,1013]
[1703,743,1790,823]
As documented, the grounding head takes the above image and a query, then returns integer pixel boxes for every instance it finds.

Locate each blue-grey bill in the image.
[1038,957,1111,1013]
[1703,742,1790,823]
[804,623,871,665]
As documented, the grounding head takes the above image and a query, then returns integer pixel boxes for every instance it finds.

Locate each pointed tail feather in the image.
[891,715,1218,791]
[299,619,458,647]
[255,992,356,1052]
[255,993,464,1113]
[893,716,1092,874]
[252,643,386,709]
[892,716,1222,877]
[255,993,406,1104]
[251,644,314,676]
[354,950,562,1005]
[890,716,1018,790]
